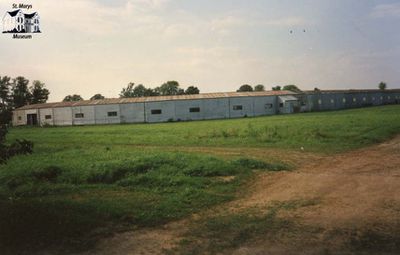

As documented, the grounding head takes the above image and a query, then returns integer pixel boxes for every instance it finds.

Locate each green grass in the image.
[169,200,320,255]
[0,148,283,253]
[0,105,399,253]
[7,105,400,153]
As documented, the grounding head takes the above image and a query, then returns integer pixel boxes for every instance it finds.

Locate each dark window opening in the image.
[75,113,84,118]
[233,105,243,110]
[45,115,52,119]
[108,111,118,117]
[18,116,22,120]
[189,107,200,113]
[279,103,284,107]
[265,103,273,109]
[151,109,162,115]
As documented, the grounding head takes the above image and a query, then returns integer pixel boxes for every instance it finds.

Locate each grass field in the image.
[1,105,400,254]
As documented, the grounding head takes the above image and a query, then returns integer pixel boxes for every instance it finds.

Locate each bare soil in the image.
[80,136,400,255]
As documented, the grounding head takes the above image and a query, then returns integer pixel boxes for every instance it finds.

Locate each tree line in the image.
[63,81,200,102]
[0,75,43,162]
[0,76,49,124]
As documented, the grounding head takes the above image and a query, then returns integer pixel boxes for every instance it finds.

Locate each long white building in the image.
[12,90,400,126]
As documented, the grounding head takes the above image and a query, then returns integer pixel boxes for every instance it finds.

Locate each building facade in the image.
[12,90,400,126]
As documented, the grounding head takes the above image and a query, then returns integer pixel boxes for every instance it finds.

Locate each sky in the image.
[0,0,399,101]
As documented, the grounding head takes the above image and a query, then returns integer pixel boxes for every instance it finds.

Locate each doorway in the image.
[27,114,38,126]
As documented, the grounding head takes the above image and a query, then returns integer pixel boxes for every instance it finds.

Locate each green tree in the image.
[119,82,135,98]
[63,94,83,102]
[282,84,302,93]
[272,86,281,91]
[379,82,387,90]
[159,81,180,95]
[237,84,253,92]
[0,76,11,108]
[185,86,200,95]
[11,76,31,108]
[90,94,105,100]
[254,84,265,91]
[30,80,49,104]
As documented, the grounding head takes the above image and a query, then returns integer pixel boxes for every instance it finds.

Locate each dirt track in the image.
[81,136,400,255]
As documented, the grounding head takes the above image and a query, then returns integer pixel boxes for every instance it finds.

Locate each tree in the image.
[272,86,281,91]
[63,94,83,102]
[0,76,11,108]
[379,82,387,90]
[0,124,33,164]
[185,86,200,95]
[254,84,265,91]
[11,76,31,108]
[282,84,302,93]
[120,82,135,98]
[237,84,253,92]
[90,94,105,100]
[159,81,180,95]
[30,80,49,104]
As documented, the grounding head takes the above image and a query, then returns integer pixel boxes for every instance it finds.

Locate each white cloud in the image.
[371,3,400,18]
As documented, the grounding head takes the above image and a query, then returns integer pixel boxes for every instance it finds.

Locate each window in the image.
[45,115,52,119]
[330,99,334,104]
[343,98,346,103]
[108,111,118,117]
[318,99,322,105]
[372,97,375,101]
[279,103,284,107]
[233,105,243,110]
[388,96,391,99]
[380,96,383,100]
[189,107,200,113]
[363,97,366,102]
[353,98,357,102]
[151,109,162,115]
[75,113,84,118]
[265,103,273,109]
[18,116,22,120]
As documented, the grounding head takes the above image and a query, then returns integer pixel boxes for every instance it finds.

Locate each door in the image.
[27,114,38,125]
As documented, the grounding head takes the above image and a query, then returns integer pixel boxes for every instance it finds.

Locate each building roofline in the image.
[15,90,296,110]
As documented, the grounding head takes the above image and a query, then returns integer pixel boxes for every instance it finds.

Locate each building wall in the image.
[12,91,400,126]
[175,99,204,121]
[12,110,26,126]
[53,107,72,126]
[253,96,276,116]
[202,98,230,120]
[145,101,176,123]
[229,97,255,118]
[39,108,54,126]
[72,106,95,125]
[120,103,145,123]
[94,104,121,125]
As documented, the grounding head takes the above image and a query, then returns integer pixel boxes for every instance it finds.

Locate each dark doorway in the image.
[27,114,38,126]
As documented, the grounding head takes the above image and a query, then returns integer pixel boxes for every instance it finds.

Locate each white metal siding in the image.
[94,104,121,124]
[120,103,145,123]
[53,107,73,126]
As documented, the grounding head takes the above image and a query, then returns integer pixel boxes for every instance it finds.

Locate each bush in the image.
[32,166,63,183]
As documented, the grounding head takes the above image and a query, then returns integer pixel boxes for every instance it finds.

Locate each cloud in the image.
[371,3,400,18]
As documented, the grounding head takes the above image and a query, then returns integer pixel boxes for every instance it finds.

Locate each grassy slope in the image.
[8,105,400,153]
[1,105,400,253]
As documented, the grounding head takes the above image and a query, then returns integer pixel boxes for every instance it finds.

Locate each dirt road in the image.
[81,136,400,255]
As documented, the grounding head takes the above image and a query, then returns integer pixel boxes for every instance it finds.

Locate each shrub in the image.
[32,166,63,183]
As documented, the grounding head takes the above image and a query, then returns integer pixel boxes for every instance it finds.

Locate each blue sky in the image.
[1,0,399,101]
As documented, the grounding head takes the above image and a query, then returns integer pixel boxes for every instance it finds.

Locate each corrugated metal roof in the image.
[303,89,400,94]
[16,90,296,110]
[279,95,298,102]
